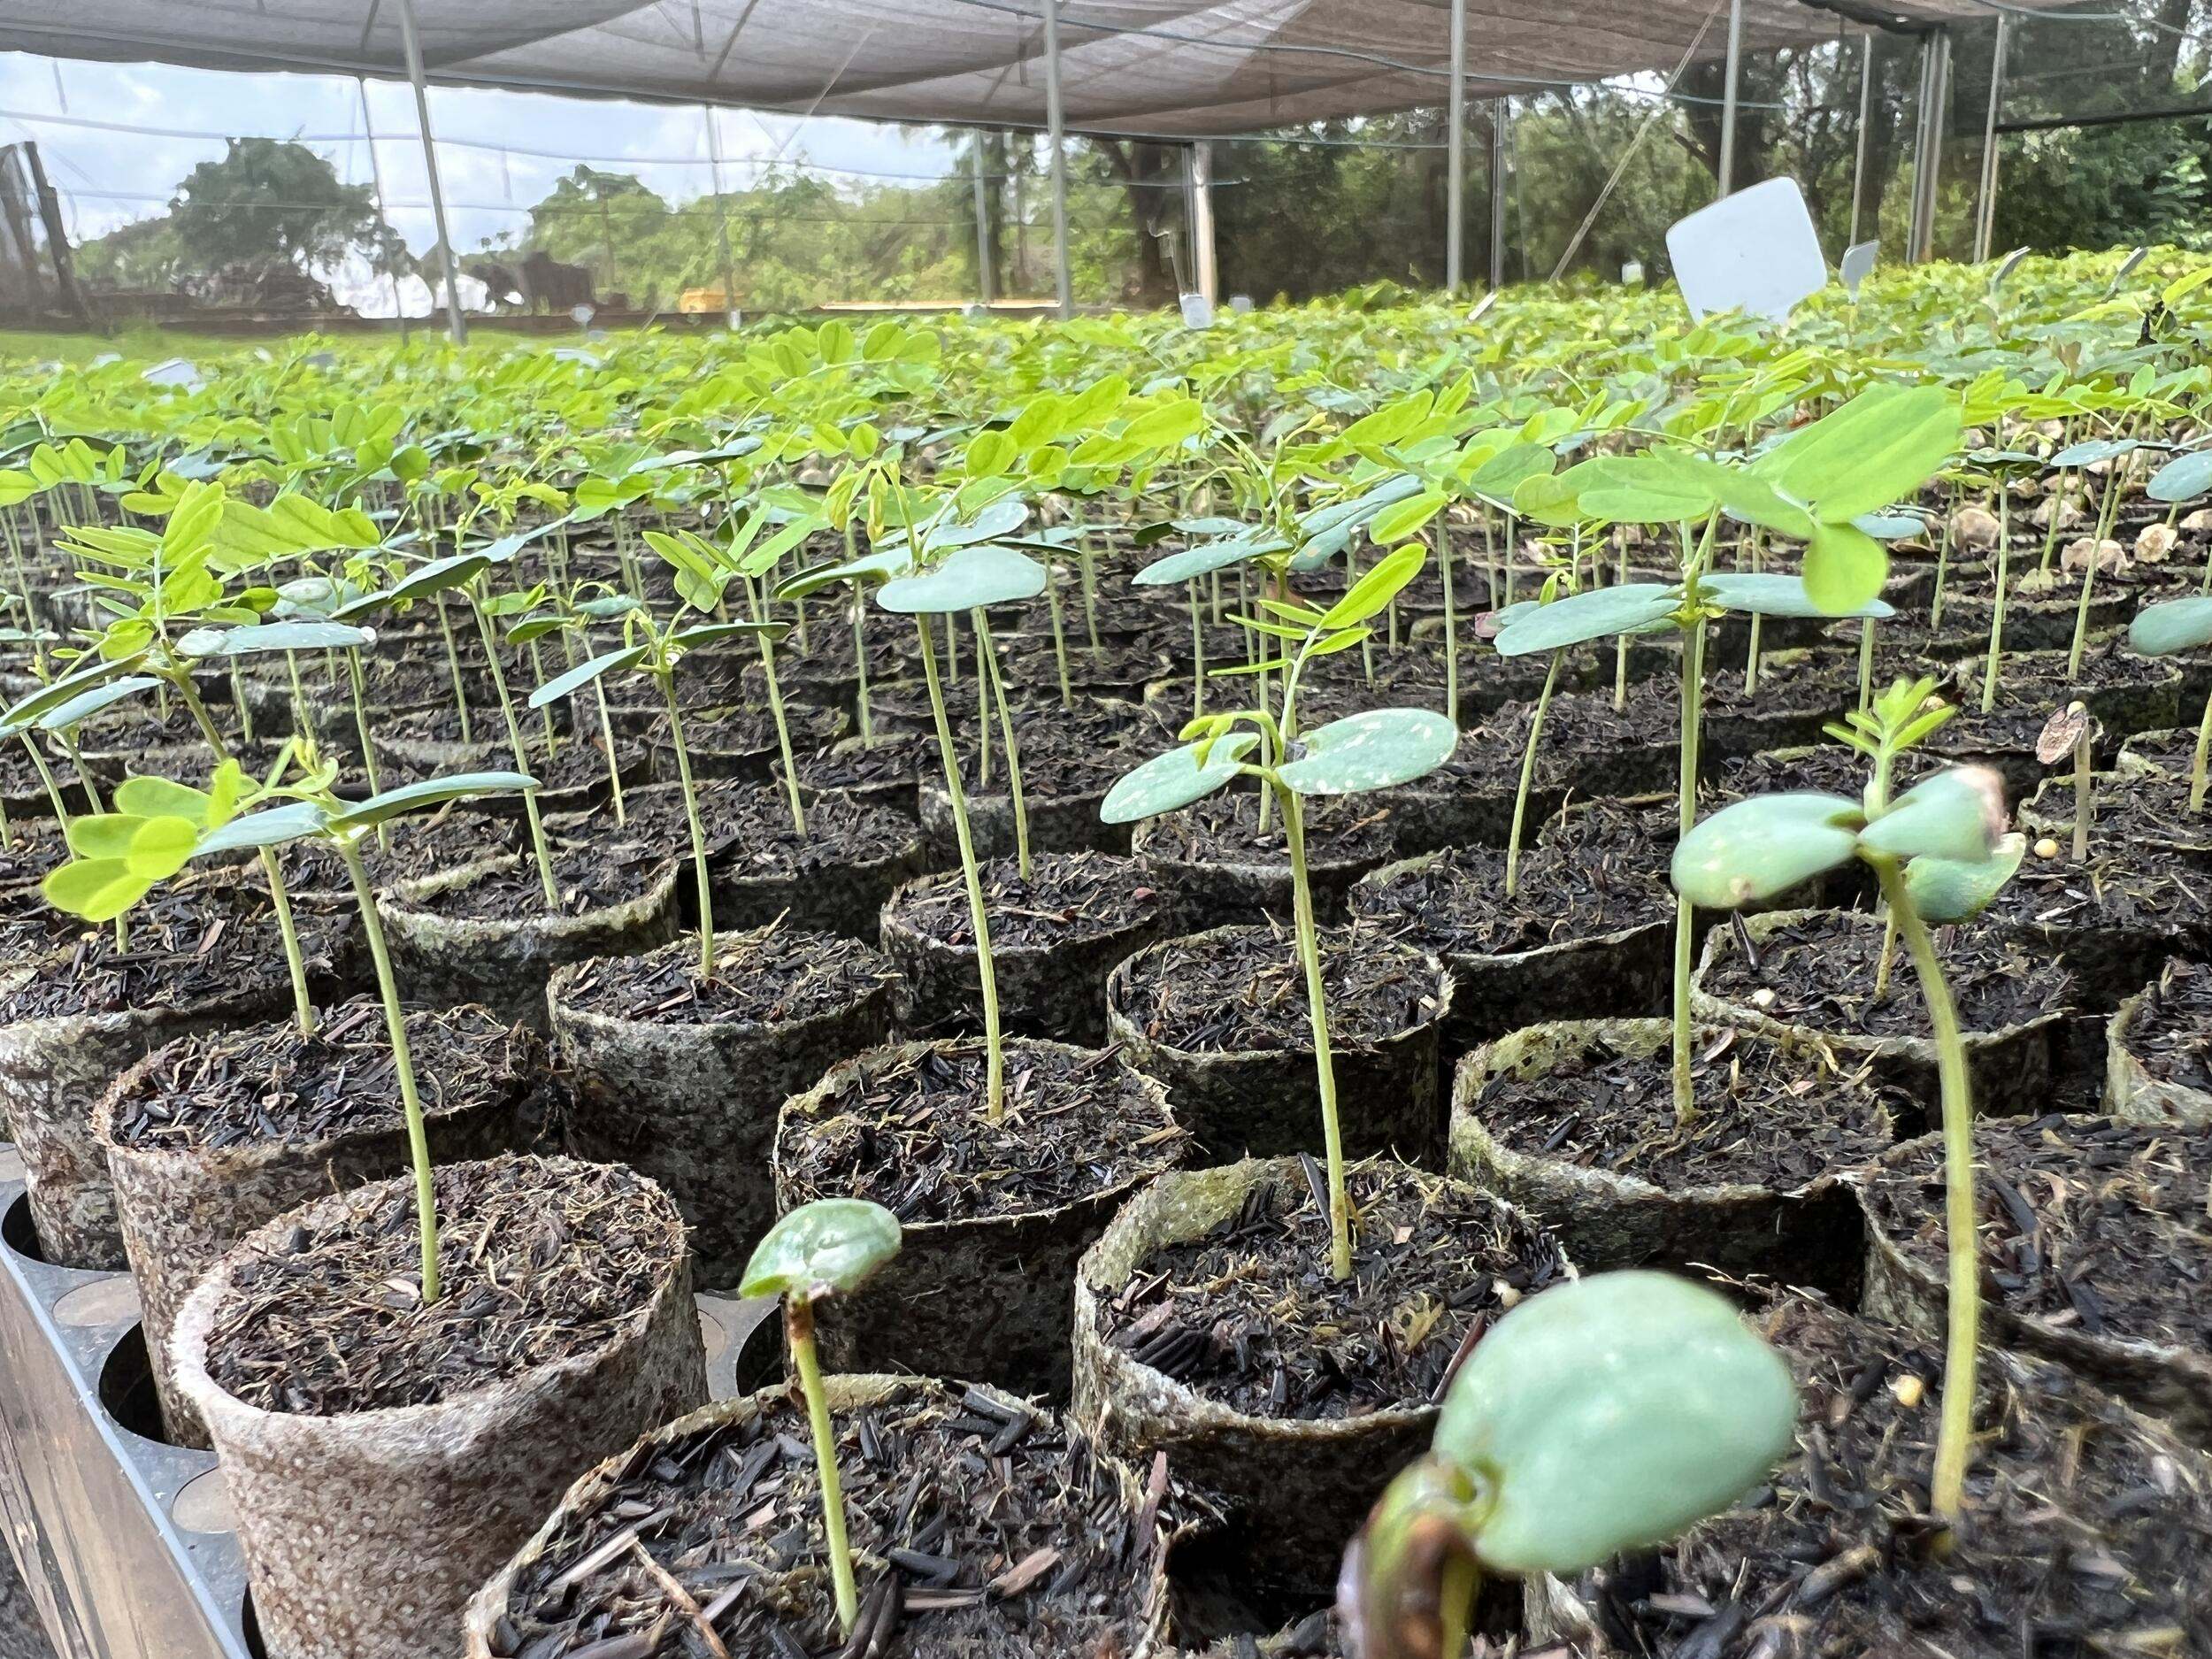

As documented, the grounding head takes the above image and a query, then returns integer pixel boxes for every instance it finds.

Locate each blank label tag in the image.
[1666,178,1826,323]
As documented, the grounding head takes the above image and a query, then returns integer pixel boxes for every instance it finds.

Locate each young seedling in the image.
[2127,594,2212,811]
[1672,680,2019,1525]
[1492,383,1960,1124]
[2034,702,2098,860]
[42,750,538,1304]
[1104,541,1456,1280]
[1338,1271,1796,1659]
[739,1199,903,1641]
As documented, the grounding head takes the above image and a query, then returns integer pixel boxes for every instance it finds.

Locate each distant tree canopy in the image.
[170,138,405,277]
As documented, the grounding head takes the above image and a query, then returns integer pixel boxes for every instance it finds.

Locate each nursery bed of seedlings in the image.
[0,241,2208,1659]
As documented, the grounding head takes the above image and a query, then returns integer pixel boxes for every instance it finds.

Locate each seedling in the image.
[42,750,538,1304]
[1104,541,1456,1279]
[2034,702,2098,860]
[1671,678,2020,1524]
[740,1199,903,1640]
[1493,382,1959,1123]
[2127,595,2212,811]
[1339,1271,1795,1659]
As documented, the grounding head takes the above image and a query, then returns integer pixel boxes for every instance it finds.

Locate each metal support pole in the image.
[1717,0,1745,196]
[1847,33,1873,247]
[1041,0,1073,319]
[395,0,467,344]
[703,106,741,326]
[357,77,409,342]
[1487,97,1508,291]
[1445,0,1467,292]
[1188,142,1217,303]
[1973,15,2008,263]
[972,133,996,305]
[1908,27,1951,263]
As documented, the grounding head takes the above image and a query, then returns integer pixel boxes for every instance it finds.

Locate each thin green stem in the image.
[1504,649,1563,900]
[1187,580,1206,719]
[747,578,807,836]
[1671,611,1707,1127]
[469,598,559,907]
[1929,501,1955,634]
[1279,781,1352,1281]
[917,615,1004,1121]
[1438,517,1459,727]
[341,836,440,1303]
[787,1298,858,1638]
[2068,472,2123,682]
[433,591,475,746]
[2191,684,2211,815]
[1874,859,1978,1525]
[1045,564,1073,708]
[1982,492,2009,714]
[974,611,1031,880]
[660,671,717,978]
[2072,730,2093,861]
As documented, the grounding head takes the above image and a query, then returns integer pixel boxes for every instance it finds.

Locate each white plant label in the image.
[1667,178,1826,324]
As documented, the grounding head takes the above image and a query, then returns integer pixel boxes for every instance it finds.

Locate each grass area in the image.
[0,326,277,365]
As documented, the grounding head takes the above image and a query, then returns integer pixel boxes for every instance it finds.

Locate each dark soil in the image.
[0,818,59,888]
[0,878,344,1023]
[483,1378,1170,1659]
[104,999,534,1153]
[2034,765,2212,849]
[1864,1113,2212,1346]
[278,810,520,893]
[1713,742,1933,803]
[414,845,671,921]
[557,921,895,1028]
[1933,640,2173,752]
[1984,837,2212,934]
[888,851,1157,951]
[1551,1287,2212,1657]
[200,1155,683,1417]
[778,1041,1183,1225]
[2127,958,2212,1095]
[1113,922,1440,1053]
[1350,814,1667,957]
[1701,911,2073,1039]
[947,700,1153,799]
[1139,790,1396,871]
[1475,1025,1907,1190]
[1096,1164,1568,1419]
[676,703,845,758]
[2120,724,2207,775]
[778,732,931,794]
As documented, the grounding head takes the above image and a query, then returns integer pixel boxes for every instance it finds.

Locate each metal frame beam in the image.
[1973,13,2008,262]
[1187,142,1217,303]
[396,0,466,343]
[1041,0,1072,319]
[1445,0,1466,291]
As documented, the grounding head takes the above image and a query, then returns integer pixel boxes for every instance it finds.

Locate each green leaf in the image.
[1100,733,1257,824]
[124,817,198,879]
[1670,793,1863,909]
[1751,384,1962,525]
[176,620,374,658]
[42,858,149,924]
[194,801,331,857]
[775,548,911,600]
[529,644,649,709]
[1699,572,1893,621]
[30,675,157,733]
[65,815,150,861]
[0,654,146,733]
[2147,449,2212,505]
[1465,442,1554,505]
[1274,708,1457,796]
[1511,471,1582,529]
[1428,1271,1796,1575]
[1317,543,1426,632]
[1133,534,1291,587]
[876,544,1047,615]
[1492,584,1678,657]
[382,550,493,605]
[740,1199,902,1301]
[113,775,214,821]
[214,495,380,564]
[1857,767,2008,864]
[326,772,541,833]
[1905,832,2026,924]
[1801,520,1887,615]
[2130,595,2212,657]
[1368,488,1448,545]
[1575,452,1720,526]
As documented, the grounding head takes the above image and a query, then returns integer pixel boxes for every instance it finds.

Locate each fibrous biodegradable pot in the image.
[1105,922,1451,1164]
[703,785,927,942]
[1691,906,2071,1114]
[879,850,1168,1045]
[1130,791,1399,933]
[95,1001,540,1446]
[772,1036,1184,1398]
[172,1155,709,1659]
[381,851,681,1030]
[2105,958,2212,1125]
[776,730,929,821]
[1527,1286,2212,1655]
[918,751,1133,862]
[371,731,636,820]
[1448,1018,1900,1294]
[465,1375,1184,1659]
[0,879,350,1268]
[1859,1113,2212,1446]
[1072,1155,1570,1598]
[645,702,848,783]
[549,924,898,1290]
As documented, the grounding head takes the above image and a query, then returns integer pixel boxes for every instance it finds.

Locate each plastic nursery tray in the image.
[0,1144,777,1659]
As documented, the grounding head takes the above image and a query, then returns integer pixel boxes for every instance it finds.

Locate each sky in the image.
[0,50,964,262]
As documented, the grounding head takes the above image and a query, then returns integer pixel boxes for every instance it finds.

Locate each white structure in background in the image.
[1666,177,1825,323]
[1839,240,1879,299]
[325,253,489,319]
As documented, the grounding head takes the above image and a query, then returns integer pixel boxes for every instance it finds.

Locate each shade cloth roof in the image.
[0,0,2033,137]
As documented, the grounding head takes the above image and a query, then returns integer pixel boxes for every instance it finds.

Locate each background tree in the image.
[169,138,403,280]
